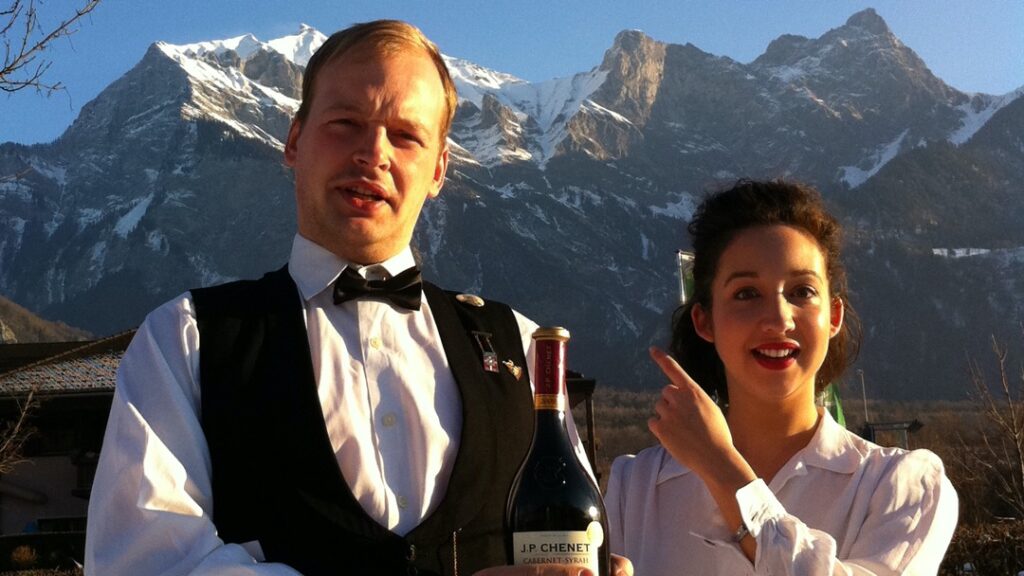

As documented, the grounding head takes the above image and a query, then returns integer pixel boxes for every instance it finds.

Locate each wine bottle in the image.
[505,327,610,575]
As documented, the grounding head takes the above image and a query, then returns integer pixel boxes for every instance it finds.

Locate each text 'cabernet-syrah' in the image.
[505,327,610,575]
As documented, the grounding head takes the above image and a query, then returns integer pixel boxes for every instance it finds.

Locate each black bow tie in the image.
[332,266,423,310]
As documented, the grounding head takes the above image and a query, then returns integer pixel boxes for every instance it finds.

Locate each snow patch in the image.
[840,129,909,188]
[492,183,519,199]
[266,25,326,67]
[0,180,32,202]
[28,159,67,185]
[640,233,652,260]
[932,248,992,258]
[147,230,169,254]
[445,56,527,108]
[77,208,103,231]
[449,64,612,167]
[164,33,264,61]
[5,218,26,254]
[89,241,108,270]
[114,193,154,238]
[610,301,640,336]
[554,186,603,211]
[188,253,234,288]
[508,214,540,242]
[950,87,1024,145]
[650,193,697,220]
[159,41,299,148]
[44,212,64,238]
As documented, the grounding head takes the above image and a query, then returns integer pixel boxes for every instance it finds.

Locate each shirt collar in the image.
[287,234,418,301]
[656,448,694,485]
[796,409,864,474]
[655,409,863,486]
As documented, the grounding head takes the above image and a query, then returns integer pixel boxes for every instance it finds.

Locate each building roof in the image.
[0,332,135,397]
[0,341,90,374]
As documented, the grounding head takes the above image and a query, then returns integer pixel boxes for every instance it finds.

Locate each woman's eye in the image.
[792,285,819,299]
[734,287,758,301]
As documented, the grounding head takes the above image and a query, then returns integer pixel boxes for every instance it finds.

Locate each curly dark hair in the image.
[671,179,861,405]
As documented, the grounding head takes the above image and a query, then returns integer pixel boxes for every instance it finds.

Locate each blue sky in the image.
[2,0,1021,145]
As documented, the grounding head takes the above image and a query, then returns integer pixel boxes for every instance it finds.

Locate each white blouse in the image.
[605,411,958,575]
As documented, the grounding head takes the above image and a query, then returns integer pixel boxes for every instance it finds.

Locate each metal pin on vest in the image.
[472,331,499,373]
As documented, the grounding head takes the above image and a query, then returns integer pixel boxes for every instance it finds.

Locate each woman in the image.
[605,180,957,575]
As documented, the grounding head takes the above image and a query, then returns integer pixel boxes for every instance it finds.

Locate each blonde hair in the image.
[295,20,458,143]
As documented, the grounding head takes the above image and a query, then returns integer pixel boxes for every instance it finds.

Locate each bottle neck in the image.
[531,335,570,437]
[532,406,573,444]
[533,338,567,402]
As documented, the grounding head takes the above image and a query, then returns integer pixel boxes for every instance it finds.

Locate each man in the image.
[85,20,628,576]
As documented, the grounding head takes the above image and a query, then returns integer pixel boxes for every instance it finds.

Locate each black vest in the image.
[191,267,534,575]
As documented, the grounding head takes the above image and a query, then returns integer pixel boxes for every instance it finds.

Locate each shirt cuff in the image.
[735,478,786,539]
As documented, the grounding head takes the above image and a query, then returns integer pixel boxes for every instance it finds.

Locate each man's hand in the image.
[473,554,633,576]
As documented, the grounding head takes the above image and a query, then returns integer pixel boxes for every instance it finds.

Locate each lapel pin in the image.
[472,331,499,373]
[502,359,523,381]
[456,293,485,307]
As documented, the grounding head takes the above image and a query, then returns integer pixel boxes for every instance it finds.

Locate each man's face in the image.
[284,45,449,264]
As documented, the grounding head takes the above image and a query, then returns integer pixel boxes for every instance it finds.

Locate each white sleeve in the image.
[739,450,958,576]
[512,310,595,477]
[604,455,633,556]
[84,294,302,575]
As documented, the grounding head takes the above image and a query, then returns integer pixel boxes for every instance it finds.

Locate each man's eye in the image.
[393,131,423,145]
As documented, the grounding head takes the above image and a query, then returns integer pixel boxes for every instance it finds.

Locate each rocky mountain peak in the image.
[759,34,813,66]
[593,30,666,125]
[844,8,892,36]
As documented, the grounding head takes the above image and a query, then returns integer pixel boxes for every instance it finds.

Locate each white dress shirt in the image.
[86,235,590,575]
[606,411,958,575]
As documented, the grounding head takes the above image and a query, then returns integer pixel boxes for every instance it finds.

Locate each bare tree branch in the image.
[961,332,1024,519]
[1,0,101,94]
[0,388,39,474]
[0,0,101,473]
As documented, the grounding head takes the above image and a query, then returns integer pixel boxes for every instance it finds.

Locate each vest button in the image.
[382,413,398,428]
[370,336,383,349]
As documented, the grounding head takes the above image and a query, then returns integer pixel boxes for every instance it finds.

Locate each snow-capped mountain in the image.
[2,9,1022,400]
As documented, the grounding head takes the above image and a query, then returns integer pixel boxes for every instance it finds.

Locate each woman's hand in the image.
[647,346,736,478]
[472,555,633,576]
[647,347,759,561]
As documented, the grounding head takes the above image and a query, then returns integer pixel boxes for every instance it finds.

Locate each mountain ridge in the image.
[1,10,1022,400]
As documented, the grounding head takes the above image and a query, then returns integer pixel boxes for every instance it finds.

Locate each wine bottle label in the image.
[512,522,604,570]
[534,393,564,411]
[533,339,566,397]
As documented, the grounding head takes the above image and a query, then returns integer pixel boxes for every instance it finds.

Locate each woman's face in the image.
[692,225,843,408]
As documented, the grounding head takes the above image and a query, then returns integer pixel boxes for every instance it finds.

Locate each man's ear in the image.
[692,303,714,343]
[284,119,302,167]
[829,296,844,339]
[427,145,449,199]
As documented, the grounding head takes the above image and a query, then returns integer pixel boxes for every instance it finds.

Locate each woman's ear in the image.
[691,303,715,343]
[829,296,844,338]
